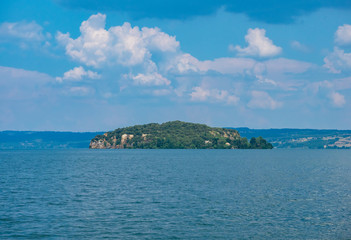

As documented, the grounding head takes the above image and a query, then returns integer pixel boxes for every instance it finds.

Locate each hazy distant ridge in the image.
[234,128,351,149]
[0,131,104,149]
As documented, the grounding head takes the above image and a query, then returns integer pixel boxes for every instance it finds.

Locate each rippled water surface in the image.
[1,149,351,239]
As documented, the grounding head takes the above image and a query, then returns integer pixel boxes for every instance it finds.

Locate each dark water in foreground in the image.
[1,149,351,239]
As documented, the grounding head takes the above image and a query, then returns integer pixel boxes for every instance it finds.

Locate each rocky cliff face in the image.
[89,133,136,149]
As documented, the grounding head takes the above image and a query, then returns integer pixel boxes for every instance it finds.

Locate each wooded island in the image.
[89,121,273,149]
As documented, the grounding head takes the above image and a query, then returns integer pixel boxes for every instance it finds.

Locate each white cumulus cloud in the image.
[166,53,201,73]
[56,66,101,82]
[132,72,170,86]
[247,91,282,110]
[129,60,170,86]
[323,47,351,73]
[335,24,351,46]
[231,28,282,57]
[56,13,179,68]
[190,86,239,105]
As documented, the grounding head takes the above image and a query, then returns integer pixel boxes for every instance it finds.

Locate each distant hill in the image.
[90,121,273,149]
[0,131,104,149]
[234,128,351,149]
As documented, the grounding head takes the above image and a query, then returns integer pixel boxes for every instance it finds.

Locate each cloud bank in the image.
[54,14,322,111]
[335,24,351,46]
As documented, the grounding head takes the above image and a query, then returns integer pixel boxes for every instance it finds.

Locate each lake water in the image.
[1,149,351,239]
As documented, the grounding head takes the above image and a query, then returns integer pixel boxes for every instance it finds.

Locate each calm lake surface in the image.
[1,149,351,239]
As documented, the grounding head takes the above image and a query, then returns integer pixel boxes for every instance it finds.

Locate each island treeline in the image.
[90,121,273,149]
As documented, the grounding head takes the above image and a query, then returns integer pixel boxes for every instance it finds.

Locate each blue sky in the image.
[1,0,351,131]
